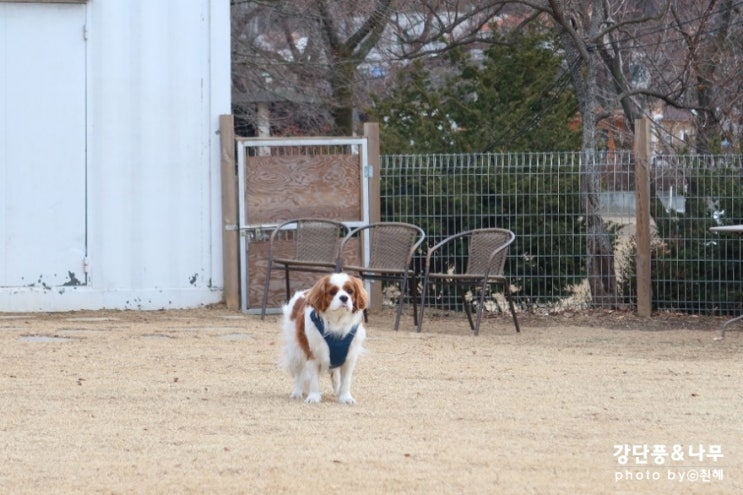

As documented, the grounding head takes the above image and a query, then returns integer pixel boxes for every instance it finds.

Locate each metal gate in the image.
[235,137,372,312]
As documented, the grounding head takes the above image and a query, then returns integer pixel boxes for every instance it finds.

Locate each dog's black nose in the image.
[339,295,348,303]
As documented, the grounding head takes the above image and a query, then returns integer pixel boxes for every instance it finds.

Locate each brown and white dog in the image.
[280,273,368,404]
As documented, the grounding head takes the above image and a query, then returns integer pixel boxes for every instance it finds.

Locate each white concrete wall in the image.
[0,0,231,311]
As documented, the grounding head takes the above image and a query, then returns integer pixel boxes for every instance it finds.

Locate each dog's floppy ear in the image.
[305,275,330,311]
[351,276,368,312]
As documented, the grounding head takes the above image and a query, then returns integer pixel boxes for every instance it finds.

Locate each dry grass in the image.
[1,306,741,494]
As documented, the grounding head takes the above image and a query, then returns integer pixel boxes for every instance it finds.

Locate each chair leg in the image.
[357,272,369,324]
[260,258,273,320]
[284,267,291,301]
[474,281,489,336]
[462,290,475,331]
[417,275,430,333]
[394,276,408,331]
[503,282,520,333]
[410,273,418,326]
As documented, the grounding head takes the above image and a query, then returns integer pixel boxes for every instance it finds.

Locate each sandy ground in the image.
[1,305,741,494]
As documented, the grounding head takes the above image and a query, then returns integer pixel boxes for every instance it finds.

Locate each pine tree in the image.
[370,27,581,153]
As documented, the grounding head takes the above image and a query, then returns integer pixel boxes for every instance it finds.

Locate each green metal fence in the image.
[380,152,743,316]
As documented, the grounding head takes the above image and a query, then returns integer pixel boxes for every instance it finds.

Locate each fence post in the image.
[220,114,240,310]
[634,117,652,317]
[364,122,383,310]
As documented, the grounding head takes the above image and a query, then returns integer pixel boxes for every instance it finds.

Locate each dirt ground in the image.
[1,305,741,494]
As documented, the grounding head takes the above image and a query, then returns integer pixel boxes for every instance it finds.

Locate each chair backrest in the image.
[276,218,348,263]
[465,228,515,276]
[368,223,425,271]
[342,222,425,271]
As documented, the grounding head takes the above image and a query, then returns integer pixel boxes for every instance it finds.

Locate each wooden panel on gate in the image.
[245,154,362,224]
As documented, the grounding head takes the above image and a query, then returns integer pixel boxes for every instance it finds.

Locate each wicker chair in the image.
[260,218,350,319]
[337,222,426,331]
[417,228,520,335]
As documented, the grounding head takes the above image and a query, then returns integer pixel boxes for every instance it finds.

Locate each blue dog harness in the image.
[310,310,358,369]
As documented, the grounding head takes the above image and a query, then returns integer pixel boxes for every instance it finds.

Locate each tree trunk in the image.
[329,58,356,135]
[560,12,621,308]
[582,150,620,308]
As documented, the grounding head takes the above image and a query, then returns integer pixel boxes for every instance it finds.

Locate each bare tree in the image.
[550,0,626,306]
[489,0,743,306]
[468,0,668,307]
[668,0,743,151]
[232,0,399,135]
[231,1,506,135]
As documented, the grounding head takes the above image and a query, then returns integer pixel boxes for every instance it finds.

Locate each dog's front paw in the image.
[337,393,356,405]
[289,390,303,400]
[305,392,322,404]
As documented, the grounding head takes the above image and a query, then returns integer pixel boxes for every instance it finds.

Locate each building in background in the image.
[0,0,231,311]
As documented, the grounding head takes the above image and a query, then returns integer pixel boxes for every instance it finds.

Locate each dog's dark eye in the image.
[346,288,354,295]
[329,287,338,296]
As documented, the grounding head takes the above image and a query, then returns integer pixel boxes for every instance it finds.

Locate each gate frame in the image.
[221,123,380,314]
